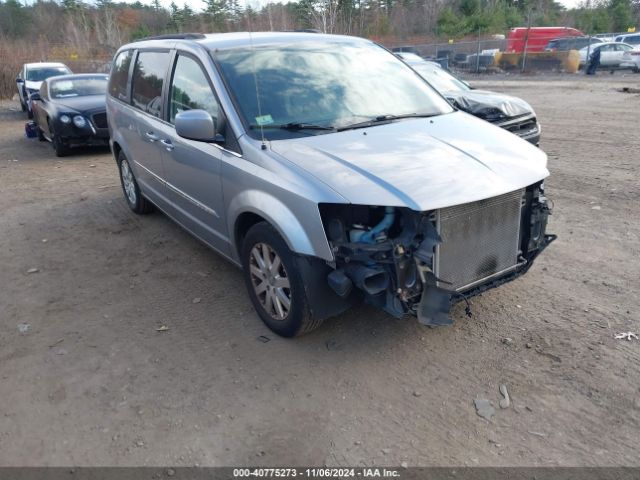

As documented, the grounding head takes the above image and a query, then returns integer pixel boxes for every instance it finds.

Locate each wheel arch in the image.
[228,190,332,262]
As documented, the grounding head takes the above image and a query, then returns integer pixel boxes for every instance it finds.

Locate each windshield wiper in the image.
[337,113,438,132]
[249,122,335,131]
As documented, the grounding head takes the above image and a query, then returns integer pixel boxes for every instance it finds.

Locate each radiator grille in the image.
[435,189,524,291]
[91,112,108,129]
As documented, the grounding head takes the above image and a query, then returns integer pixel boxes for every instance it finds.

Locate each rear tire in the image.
[117,151,154,214]
[241,222,323,337]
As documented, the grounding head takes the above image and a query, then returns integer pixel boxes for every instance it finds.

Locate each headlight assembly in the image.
[73,115,87,128]
[60,114,71,124]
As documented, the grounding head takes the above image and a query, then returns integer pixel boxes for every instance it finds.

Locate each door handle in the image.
[145,131,158,142]
[160,139,174,151]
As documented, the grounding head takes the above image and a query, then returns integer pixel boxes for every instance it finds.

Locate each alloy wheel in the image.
[120,159,137,205]
[249,242,292,320]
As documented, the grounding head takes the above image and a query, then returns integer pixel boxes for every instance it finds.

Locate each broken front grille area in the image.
[496,114,539,138]
[434,189,524,292]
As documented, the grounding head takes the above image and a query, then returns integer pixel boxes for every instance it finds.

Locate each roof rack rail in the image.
[136,33,206,42]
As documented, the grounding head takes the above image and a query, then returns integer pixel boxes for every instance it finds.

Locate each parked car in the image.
[15,62,72,118]
[614,33,640,47]
[395,51,427,63]
[107,33,554,337]
[578,42,634,67]
[406,60,540,145]
[544,36,602,52]
[392,45,419,54]
[620,46,640,72]
[30,74,109,157]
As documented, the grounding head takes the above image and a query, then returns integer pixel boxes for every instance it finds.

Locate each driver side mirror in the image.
[16,77,24,84]
[29,92,41,102]
[175,110,224,143]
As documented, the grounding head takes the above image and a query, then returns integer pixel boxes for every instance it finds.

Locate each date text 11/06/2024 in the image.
[233,468,401,477]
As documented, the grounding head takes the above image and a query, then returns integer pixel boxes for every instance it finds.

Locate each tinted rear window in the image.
[109,50,133,101]
[131,51,171,118]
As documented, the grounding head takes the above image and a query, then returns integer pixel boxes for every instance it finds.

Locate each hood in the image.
[444,90,534,121]
[25,80,42,91]
[55,95,106,113]
[270,111,548,211]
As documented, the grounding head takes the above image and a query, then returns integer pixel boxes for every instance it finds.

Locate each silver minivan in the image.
[107,32,555,337]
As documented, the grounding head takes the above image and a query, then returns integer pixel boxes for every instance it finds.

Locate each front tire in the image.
[50,124,69,157]
[117,151,154,214]
[241,222,323,337]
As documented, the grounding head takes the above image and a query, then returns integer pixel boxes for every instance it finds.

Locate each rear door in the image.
[151,52,231,254]
[599,44,616,65]
[127,50,173,200]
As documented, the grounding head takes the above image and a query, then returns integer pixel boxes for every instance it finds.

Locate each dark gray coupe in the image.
[30,74,109,157]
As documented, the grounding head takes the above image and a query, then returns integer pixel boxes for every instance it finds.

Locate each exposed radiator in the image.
[435,189,524,292]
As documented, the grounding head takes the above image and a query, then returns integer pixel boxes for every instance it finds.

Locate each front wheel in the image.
[117,151,154,214]
[241,222,323,337]
[50,125,69,157]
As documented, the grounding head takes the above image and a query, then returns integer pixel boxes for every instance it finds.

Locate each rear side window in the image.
[109,50,133,101]
[168,55,220,124]
[131,51,171,118]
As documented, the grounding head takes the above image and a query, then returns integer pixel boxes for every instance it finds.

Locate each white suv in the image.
[16,62,72,118]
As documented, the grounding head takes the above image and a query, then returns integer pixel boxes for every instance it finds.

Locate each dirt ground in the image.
[1,74,639,467]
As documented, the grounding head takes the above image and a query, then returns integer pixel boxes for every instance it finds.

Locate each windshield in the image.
[212,40,453,139]
[50,77,108,98]
[26,67,70,82]
[411,64,470,93]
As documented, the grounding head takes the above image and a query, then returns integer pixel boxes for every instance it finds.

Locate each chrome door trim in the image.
[134,160,220,218]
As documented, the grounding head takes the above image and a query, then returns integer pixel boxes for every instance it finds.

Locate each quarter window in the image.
[169,55,220,124]
[109,50,133,101]
[131,51,171,118]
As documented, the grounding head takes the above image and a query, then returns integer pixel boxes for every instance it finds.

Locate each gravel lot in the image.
[1,75,639,467]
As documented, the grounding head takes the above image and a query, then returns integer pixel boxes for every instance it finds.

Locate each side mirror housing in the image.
[16,77,24,84]
[29,92,41,102]
[175,110,224,143]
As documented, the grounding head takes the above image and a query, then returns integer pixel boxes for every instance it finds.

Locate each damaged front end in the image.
[319,182,555,326]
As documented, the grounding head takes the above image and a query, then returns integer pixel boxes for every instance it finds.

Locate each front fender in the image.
[227,189,333,262]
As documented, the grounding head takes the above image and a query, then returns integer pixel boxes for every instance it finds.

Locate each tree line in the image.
[0,0,638,52]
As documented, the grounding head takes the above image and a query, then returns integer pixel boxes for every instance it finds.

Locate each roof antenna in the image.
[247,29,267,150]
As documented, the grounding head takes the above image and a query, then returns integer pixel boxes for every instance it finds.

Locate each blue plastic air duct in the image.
[360,207,395,244]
